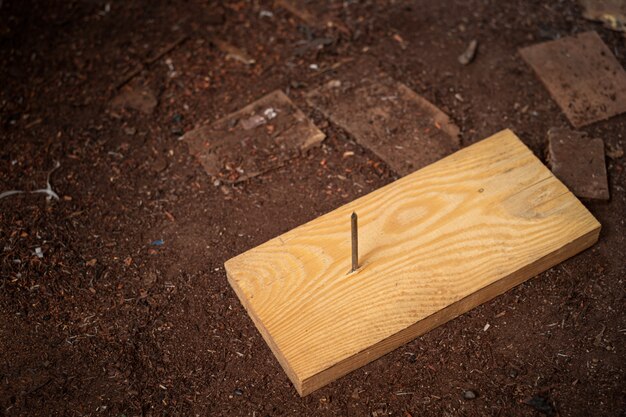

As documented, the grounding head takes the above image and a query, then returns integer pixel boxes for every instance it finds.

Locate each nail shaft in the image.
[351,212,358,272]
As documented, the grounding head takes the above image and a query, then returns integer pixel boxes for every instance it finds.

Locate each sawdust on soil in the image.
[1,1,625,416]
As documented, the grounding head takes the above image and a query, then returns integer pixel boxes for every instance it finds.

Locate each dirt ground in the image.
[1,1,625,416]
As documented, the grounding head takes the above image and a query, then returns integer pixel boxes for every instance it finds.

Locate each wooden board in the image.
[519,31,626,128]
[225,129,600,396]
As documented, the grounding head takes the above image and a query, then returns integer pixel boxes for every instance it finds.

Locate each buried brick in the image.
[547,127,609,200]
[519,31,626,128]
[183,90,325,183]
[305,72,460,176]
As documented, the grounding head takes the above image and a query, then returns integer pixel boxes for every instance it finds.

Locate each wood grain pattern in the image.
[225,129,600,396]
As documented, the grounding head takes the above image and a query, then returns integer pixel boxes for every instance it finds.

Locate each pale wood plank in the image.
[225,129,600,395]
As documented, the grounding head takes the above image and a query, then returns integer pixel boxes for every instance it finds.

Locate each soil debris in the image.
[606,144,624,159]
[594,324,606,346]
[275,0,318,27]
[275,0,350,34]
[110,82,158,115]
[115,34,188,89]
[240,114,266,130]
[463,390,477,400]
[458,39,478,65]
[579,0,626,33]
[210,37,255,65]
[525,395,556,416]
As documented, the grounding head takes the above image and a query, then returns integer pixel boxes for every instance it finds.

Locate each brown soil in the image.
[1,1,624,416]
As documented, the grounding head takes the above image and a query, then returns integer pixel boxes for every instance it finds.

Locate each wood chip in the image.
[275,0,350,34]
[458,39,478,65]
[210,38,255,65]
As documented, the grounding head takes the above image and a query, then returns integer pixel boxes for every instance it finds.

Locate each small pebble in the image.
[607,144,624,159]
[233,388,243,396]
[328,79,342,88]
[290,80,307,89]
[263,107,277,120]
[463,390,477,400]
[458,39,478,65]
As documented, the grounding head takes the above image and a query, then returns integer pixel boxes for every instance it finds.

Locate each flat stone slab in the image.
[547,127,609,200]
[519,31,626,128]
[305,74,460,176]
[183,90,325,183]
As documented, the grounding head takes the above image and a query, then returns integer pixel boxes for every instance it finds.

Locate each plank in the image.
[225,129,600,396]
[519,31,626,128]
[306,74,460,176]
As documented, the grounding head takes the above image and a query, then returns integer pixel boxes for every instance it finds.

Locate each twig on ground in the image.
[115,34,189,89]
